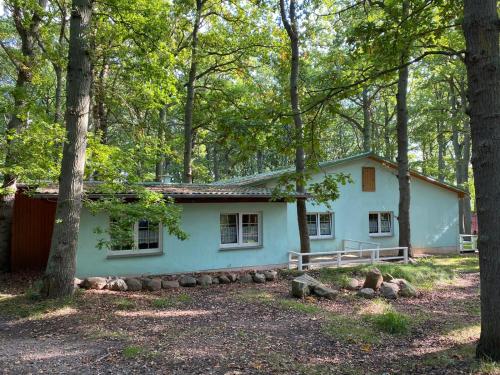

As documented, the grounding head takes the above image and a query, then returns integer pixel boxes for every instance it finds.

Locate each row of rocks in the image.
[357,268,418,299]
[289,267,418,300]
[75,270,279,292]
[291,274,338,300]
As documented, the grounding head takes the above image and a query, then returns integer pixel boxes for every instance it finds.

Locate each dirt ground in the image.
[0,269,484,375]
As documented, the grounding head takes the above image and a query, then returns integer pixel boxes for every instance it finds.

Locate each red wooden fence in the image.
[11,193,57,271]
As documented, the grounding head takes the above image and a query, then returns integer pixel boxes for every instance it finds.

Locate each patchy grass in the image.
[237,289,276,304]
[151,293,193,309]
[122,345,144,359]
[319,255,478,289]
[87,328,129,341]
[277,298,322,314]
[370,308,410,334]
[0,292,78,319]
[113,298,135,310]
[325,313,380,345]
[475,360,500,375]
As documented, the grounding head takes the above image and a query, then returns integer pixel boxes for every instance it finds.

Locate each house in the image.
[10,152,464,277]
[11,184,296,277]
[217,152,465,256]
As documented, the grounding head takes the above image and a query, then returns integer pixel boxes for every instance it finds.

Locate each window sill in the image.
[219,245,263,251]
[369,233,393,238]
[106,249,163,259]
[310,236,335,241]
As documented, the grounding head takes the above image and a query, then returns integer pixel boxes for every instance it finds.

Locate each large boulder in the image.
[399,279,418,298]
[107,278,128,292]
[264,270,278,281]
[218,275,231,284]
[291,274,322,298]
[345,278,360,290]
[227,274,238,282]
[143,278,162,291]
[380,282,399,300]
[358,288,376,299]
[162,280,180,289]
[179,275,197,287]
[125,278,142,291]
[81,277,107,290]
[252,273,266,283]
[212,277,220,285]
[239,274,254,284]
[197,275,213,286]
[363,268,383,290]
[313,285,338,300]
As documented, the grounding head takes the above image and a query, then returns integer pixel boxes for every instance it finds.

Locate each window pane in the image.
[369,213,379,233]
[307,214,318,236]
[380,213,391,233]
[319,213,332,236]
[110,218,134,251]
[221,214,238,244]
[242,214,259,244]
[138,220,160,249]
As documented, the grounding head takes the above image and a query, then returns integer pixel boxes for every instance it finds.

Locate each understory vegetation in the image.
[0,255,494,374]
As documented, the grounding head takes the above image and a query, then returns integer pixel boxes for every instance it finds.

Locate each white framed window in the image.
[369,212,393,237]
[220,212,262,249]
[307,212,334,239]
[108,219,162,257]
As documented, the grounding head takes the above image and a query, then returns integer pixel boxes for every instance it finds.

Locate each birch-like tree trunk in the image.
[396,0,412,257]
[280,0,311,262]
[41,0,93,298]
[463,0,500,360]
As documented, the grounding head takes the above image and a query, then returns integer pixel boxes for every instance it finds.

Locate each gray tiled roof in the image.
[23,183,304,200]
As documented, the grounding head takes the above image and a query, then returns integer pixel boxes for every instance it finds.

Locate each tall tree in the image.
[463,0,500,361]
[41,0,93,298]
[182,0,203,183]
[279,0,310,261]
[0,0,47,272]
[396,0,411,257]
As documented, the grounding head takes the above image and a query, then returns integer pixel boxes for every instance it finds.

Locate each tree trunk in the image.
[41,0,93,298]
[183,0,203,183]
[396,0,411,257]
[383,99,393,159]
[54,65,63,123]
[213,144,220,181]
[94,59,109,143]
[437,120,446,182]
[155,106,167,182]
[0,0,47,272]
[280,0,311,263]
[362,88,372,152]
[463,0,500,360]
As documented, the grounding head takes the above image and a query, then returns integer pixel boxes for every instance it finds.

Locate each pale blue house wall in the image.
[75,202,289,278]
[264,159,459,253]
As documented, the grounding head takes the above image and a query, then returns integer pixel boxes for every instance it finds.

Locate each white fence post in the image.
[288,252,293,270]
[337,252,342,267]
[298,254,303,271]
[404,247,408,264]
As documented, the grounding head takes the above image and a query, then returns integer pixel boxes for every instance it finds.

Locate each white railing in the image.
[459,234,478,253]
[342,239,381,257]
[288,247,409,271]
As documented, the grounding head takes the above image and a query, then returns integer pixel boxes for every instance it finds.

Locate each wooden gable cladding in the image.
[362,167,376,192]
[11,193,56,271]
